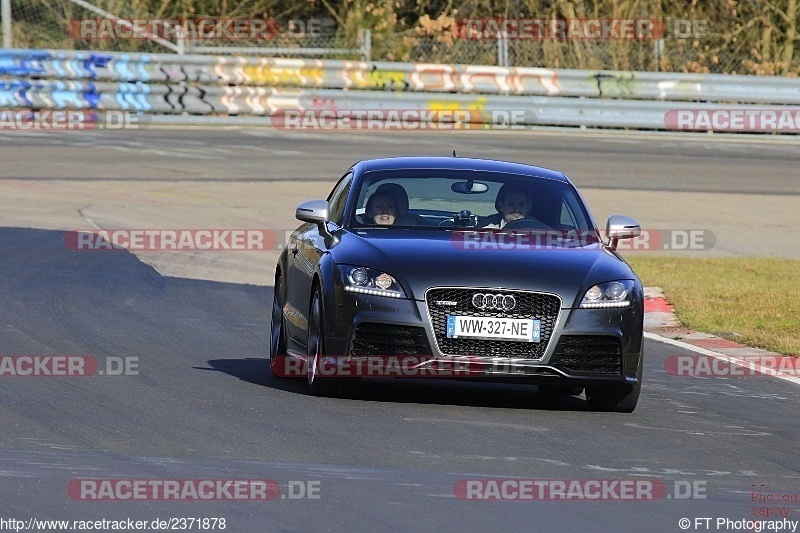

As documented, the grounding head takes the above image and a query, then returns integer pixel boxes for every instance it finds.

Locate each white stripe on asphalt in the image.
[644,331,800,386]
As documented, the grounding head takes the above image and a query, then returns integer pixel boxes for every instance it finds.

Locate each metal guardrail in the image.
[1,49,799,132]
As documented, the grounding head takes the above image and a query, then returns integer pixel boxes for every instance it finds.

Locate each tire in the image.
[269,275,292,378]
[585,360,642,413]
[306,286,357,397]
[585,383,640,413]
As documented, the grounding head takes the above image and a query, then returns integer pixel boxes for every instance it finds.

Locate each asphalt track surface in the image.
[2,128,799,195]
[1,129,799,532]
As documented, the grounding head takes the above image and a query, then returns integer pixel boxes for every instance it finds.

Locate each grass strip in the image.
[626,256,800,356]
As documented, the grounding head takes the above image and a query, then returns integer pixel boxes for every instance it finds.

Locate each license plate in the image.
[446,315,540,342]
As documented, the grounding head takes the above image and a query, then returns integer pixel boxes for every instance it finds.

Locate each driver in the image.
[481,185,533,228]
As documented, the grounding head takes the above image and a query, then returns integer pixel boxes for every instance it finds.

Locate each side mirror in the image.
[296,200,338,247]
[605,215,641,251]
[296,200,330,223]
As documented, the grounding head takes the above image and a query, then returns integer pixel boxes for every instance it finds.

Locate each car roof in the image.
[356,157,569,182]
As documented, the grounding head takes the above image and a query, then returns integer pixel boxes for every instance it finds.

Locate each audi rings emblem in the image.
[471,293,516,311]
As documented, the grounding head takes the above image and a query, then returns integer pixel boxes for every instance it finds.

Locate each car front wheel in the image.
[306,286,356,397]
[585,361,642,413]
[269,275,289,378]
[585,384,640,413]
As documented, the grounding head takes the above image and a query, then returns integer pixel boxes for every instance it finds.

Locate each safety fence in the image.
[1,49,799,132]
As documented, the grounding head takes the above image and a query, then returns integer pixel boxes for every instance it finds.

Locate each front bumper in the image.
[323,289,643,386]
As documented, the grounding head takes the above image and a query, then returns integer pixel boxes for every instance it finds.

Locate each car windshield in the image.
[349,169,596,234]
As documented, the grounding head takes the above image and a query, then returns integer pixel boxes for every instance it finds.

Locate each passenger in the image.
[365,191,397,225]
[363,183,428,226]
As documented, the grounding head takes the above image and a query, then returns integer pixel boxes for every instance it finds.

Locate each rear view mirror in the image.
[451,180,489,194]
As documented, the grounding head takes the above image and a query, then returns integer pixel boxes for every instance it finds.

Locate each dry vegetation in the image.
[6,0,798,73]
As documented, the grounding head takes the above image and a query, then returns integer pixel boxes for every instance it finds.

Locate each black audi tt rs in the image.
[270,156,644,412]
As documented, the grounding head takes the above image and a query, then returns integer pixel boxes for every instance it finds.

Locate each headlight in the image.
[580,280,634,308]
[339,265,405,298]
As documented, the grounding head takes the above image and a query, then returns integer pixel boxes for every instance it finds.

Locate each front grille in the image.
[349,323,432,356]
[426,288,560,359]
[551,336,622,375]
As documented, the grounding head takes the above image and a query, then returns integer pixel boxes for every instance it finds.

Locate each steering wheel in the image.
[501,217,552,231]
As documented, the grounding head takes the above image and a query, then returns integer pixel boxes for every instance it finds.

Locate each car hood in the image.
[332,229,636,307]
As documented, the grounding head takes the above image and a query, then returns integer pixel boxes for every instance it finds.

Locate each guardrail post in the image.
[177,34,185,55]
[496,30,509,67]
[359,29,371,62]
[653,39,664,71]
[2,0,11,49]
